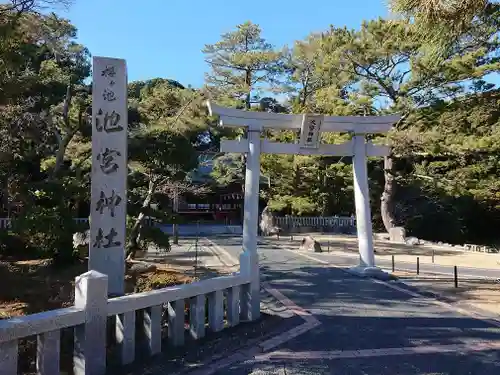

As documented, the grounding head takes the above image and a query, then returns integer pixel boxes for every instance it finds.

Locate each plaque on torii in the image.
[208,103,395,156]
[207,102,399,321]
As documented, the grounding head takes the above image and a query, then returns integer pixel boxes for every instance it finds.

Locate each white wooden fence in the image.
[0,217,154,230]
[1,216,355,231]
[0,218,11,229]
[0,217,90,230]
[275,216,356,229]
[0,270,252,374]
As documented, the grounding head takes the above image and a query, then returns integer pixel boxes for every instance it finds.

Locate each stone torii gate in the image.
[207,102,400,319]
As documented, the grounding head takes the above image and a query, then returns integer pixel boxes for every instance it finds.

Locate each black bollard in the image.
[454,266,458,288]
[417,257,420,275]
[392,255,395,272]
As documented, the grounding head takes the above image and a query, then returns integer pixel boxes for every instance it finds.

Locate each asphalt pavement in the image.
[205,236,500,375]
[314,251,499,279]
[262,237,500,280]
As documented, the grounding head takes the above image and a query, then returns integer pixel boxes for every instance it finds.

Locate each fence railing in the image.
[0,217,11,229]
[0,217,156,230]
[0,270,252,375]
[1,216,355,231]
[0,217,90,230]
[275,216,356,229]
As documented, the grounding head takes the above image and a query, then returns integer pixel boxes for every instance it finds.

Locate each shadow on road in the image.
[253,263,500,373]
[117,237,500,375]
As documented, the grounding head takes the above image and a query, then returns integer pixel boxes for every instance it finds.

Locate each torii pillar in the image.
[207,102,400,319]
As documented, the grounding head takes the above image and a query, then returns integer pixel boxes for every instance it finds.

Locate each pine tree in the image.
[388,0,497,56]
[314,17,500,232]
[389,0,488,28]
[203,21,284,109]
[204,21,285,222]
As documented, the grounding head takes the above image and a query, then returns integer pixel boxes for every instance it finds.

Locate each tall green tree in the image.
[284,35,329,112]
[126,81,209,257]
[314,17,500,231]
[0,10,91,181]
[0,10,91,188]
[401,89,500,243]
[203,21,284,109]
[389,0,488,29]
[0,9,91,262]
[388,0,499,57]
[204,21,285,221]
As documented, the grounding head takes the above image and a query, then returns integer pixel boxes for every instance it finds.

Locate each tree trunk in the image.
[380,155,397,233]
[245,69,252,110]
[321,174,328,216]
[172,187,179,245]
[51,84,76,180]
[239,150,247,226]
[239,182,245,226]
[51,130,75,179]
[127,179,156,259]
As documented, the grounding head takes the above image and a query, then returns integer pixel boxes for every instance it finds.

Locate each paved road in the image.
[206,236,500,279]
[260,238,500,280]
[309,250,500,279]
[207,236,500,375]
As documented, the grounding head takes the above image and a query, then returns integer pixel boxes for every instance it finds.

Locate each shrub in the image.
[11,183,83,264]
[0,230,34,258]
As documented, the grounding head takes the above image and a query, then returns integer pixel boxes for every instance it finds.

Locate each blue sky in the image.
[62,0,390,87]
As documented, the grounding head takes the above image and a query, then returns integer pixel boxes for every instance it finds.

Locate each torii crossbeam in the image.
[207,102,400,320]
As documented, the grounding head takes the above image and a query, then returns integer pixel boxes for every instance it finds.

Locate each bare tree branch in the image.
[1,0,73,16]
[157,179,211,198]
[61,83,71,123]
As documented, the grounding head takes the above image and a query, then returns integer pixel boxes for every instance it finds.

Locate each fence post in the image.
[0,340,17,374]
[454,266,458,288]
[74,270,108,375]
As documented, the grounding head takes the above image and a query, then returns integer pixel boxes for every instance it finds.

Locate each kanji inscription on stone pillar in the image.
[89,56,128,296]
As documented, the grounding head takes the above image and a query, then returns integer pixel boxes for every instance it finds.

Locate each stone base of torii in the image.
[207,102,400,319]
